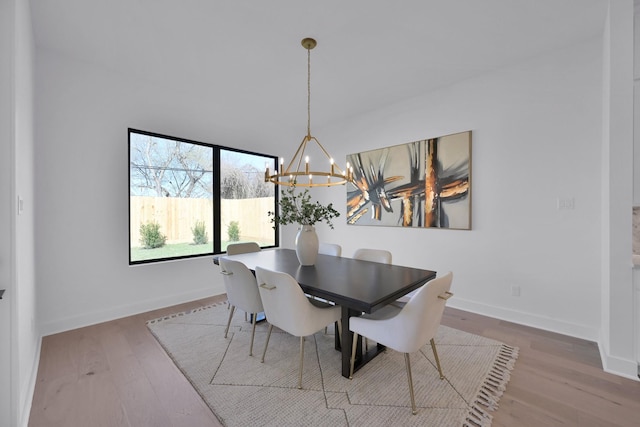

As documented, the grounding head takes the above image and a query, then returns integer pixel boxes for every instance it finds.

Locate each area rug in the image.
[147,302,518,427]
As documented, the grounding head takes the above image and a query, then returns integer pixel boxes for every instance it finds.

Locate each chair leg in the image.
[430,338,445,379]
[249,313,257,356]
[298,336,304,389]
[349,332,359,379]
[224,305,236,338]
[404,353,417,415]
[261,324,273,363]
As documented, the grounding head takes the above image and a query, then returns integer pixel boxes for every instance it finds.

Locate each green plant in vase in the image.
[267,185,340,265]
[268,186,340,228]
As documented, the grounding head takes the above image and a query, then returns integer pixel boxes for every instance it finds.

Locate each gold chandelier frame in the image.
[265,38,353,187]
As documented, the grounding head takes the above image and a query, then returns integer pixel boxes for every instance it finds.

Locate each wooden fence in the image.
[130,196,274,245]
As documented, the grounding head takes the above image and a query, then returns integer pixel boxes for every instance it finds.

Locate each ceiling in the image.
[29,0,608,138]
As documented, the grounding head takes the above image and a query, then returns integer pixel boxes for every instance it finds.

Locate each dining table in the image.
[216,248,436,378]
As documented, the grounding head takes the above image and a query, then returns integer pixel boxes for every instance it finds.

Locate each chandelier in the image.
[265,38,353,187]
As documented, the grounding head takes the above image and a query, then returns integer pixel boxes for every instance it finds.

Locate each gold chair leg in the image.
[325,321,342,340]
[298,336,304,389]
[349,332,359,379]
[404,353,417,415]
[430,338,445,379]
[261,324,273,363]
[224,305,236,338]
[249,313,257,356]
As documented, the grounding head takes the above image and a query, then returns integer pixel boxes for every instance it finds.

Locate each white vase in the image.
[295,225,319,266]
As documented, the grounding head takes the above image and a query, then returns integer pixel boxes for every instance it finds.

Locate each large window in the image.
[129,128,277,264]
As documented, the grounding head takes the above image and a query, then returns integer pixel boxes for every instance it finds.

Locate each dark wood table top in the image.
[219,248,436,314]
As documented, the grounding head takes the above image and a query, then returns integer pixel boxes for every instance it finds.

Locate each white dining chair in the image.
[255,266,342,389]
[319,242,342,257]
[224,242,262,318]
[226,241,261,255]
[352,248,392,349]
[348,272,453,415]
[219,258,264,356]
[353,248,392,264]
[315,243,342,313]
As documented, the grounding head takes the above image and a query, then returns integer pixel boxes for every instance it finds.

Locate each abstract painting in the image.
[347,131,471,229]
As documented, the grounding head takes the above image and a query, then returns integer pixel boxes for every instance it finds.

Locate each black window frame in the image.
[128,128,279,265]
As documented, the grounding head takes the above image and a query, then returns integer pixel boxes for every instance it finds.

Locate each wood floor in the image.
[29,295,640,427]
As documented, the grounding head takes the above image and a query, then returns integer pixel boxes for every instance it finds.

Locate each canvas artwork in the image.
[347,131,471,229]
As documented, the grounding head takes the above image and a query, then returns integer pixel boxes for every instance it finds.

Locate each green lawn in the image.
[131,240,273,262]
[131,242,214,262]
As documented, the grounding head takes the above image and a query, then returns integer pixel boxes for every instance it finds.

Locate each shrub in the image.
[228,221,240,242]
[139,222,167,249]
[191,220,208,245]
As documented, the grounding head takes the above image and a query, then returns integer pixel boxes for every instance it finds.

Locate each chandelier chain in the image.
[307,47,311,137]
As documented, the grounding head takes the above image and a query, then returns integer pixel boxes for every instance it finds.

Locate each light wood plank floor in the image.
[29,295,640,427]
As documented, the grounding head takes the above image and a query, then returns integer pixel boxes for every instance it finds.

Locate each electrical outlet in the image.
[557,197,575,210]
[511,285,521,297]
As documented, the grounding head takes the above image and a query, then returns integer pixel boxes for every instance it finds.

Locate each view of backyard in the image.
[129,130,276,263]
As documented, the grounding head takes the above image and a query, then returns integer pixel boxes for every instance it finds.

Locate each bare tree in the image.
[130,135,213,198]
[220,165,250,199]
[131,133,274,199]
[220,162,274,199]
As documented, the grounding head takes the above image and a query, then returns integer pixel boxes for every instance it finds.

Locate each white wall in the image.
[0,0,14,423]
[33,2,636,380]
[601,0,636,378]
[36,34,603,339]
[1,0,40,426]
[14,0,39,423]
[310,38,604,341]
[635,0,640,368]
[34,51,235,334]
[634,0,640,205]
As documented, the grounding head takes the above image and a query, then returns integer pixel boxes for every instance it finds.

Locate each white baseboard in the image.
[597,340,640,381]
[450,298,640,381]
[40,286,224,337]
[449,297,599,342]
[20,336,41,427]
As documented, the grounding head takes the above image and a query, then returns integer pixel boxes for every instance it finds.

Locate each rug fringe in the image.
[145,302,224,325]
[463,344,519,427]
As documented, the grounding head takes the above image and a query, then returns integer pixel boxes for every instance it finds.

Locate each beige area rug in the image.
[147,302,518,427]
